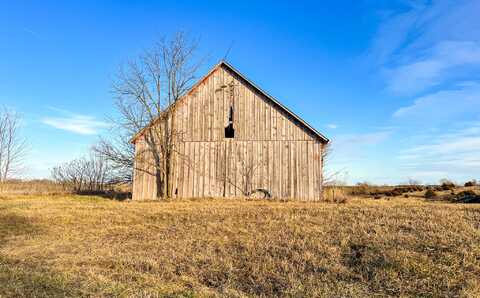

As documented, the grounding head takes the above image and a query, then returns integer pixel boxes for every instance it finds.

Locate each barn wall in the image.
[169,140,323,200]
[133,139,324,201]
[132,63,325,201]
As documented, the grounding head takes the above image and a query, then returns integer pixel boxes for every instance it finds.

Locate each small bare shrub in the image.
[351,182,371,196]
[464,180,477,187]
[424,189,437,199]
[323,187,348,203]
[439,179,456,191]
[454,190,480,203]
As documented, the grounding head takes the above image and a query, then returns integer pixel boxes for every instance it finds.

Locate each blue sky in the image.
[1,0,479,184]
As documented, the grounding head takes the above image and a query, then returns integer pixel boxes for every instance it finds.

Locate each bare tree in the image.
[321,142,349,202]
[94,32,203,199]
[321,142,340,186]
[93,131,134,183]
[0,107,28,182]
[51,151,113,193]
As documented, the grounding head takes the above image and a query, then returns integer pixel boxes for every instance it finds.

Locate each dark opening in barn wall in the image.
[225,105,235,138]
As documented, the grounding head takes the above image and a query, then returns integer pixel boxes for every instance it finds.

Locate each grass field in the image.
[0,195,479,297]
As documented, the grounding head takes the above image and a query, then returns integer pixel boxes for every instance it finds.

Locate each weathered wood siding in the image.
[132,138,157,200]
[132,64,325,201]
[166,140,323,200]
[173,65,317,142]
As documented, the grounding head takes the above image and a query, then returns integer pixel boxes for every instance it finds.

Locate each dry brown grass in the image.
[0,195,479,297]
[0,180,132,199]
[0,180,70,195]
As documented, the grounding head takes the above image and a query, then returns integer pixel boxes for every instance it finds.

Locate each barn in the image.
[131,61,329,200]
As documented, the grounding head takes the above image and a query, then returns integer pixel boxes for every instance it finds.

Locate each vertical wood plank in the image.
[259,97,264,141]
[188,94,193,141]
[276,141,281,198]
[292,141,298,198]
[172,147,178,198]
[193,91,198,141]
[256,95,261,140]
[242,141,247,196]
[188,142,194,197]
[236,78,242,140]
[267,140,273,193]
[313,142,319,200]
[272,110,277,140]
[177,142,184,198]
[299,141,305,200]
[199,142,204,197]
[204,142,210,196]
[224,70,229,137]
[262,140,267,190]
[289,141,294,198]
[305,141,311,200]
[212,71,217,141]
[214,70,220,141]
[206,78,211,141]
[284,141,289,197]
[307,141,313,200]
[265,102,270,141]
[251,88,256,140]
[241,84,247,140]
[271,141,277,197]
[248,141,253,195]
[209,141,215,197]
[145,145,152,199]
[200,82,205,141]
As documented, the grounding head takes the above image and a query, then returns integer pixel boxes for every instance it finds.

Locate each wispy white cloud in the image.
[327,128,394,184]
[327,123,338,129]
[398,122,480,182]
[387,41,480,94]
[23,28,41,39]
[335,130,391,147]
[369,1,480,183]
[368,0,480,95]
[330,129,392,167]
[393,81,480,121]
[367,3,428,67]
[41,111,108,135]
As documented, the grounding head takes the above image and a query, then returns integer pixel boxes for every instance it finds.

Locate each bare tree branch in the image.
[95,32,203,199]
[0,107,28,181]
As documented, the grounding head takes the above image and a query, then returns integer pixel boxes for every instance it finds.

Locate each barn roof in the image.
[130,60,329,143]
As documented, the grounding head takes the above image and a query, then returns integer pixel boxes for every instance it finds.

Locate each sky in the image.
[1,0,479,184]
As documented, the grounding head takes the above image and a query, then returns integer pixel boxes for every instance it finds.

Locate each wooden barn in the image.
[131,61,329,200]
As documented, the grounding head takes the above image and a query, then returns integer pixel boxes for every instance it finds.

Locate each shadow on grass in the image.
[0,213,40,247]
[427,191,480,204]
[0,213,84,297]
[75,190,132,201]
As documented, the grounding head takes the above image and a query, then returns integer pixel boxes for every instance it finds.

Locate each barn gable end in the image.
[132,61,328,201]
